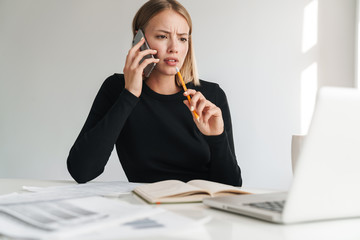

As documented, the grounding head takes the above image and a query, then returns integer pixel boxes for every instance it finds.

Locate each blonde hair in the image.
[132,0,200,86]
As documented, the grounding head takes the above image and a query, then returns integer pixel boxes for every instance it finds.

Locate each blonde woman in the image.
[67,0,242,186]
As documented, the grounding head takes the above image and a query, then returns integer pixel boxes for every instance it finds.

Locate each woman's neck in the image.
[145,72,181,95]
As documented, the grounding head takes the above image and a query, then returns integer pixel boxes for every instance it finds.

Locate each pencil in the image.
[176,67,200,121]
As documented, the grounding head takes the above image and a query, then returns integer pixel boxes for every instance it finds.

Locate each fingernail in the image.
[184,91,187,95]
[140,37,144,40]
[190,106,194,111]
[196,116,200,122]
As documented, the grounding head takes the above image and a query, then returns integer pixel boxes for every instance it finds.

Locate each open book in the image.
[133,179,250,204]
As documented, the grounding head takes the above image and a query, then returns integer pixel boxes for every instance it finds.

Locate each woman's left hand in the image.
[183,89,224,136]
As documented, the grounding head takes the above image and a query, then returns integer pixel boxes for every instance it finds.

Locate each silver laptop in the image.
[204,87,360,224]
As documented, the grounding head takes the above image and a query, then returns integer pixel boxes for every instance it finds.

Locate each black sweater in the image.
[67,74,242,186]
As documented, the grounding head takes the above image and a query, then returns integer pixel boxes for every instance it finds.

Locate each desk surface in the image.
[1,178,360,240]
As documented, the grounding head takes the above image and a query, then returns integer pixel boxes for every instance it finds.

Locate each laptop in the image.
[204,87,360,224]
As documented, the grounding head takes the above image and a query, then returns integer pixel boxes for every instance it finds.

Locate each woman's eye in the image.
[156,35,167,39]
[180,37,188,42]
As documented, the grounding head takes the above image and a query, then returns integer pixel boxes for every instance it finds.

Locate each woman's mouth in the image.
[164,58,179,66]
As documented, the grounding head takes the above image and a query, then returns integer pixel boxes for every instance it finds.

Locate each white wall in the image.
[357,0,360,88]
[0,0,356,190]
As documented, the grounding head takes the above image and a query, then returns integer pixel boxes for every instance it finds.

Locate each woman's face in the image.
[144,9,190,77]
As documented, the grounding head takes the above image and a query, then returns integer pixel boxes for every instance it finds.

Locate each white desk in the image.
[1,178,360,240]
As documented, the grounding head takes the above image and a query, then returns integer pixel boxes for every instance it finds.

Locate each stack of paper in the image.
[0,196,163,239]
[23,181,141,197]
[0,182,208,239]
[0,198,108,231]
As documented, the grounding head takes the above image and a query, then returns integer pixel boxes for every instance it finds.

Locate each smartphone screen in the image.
[132,29,156,78]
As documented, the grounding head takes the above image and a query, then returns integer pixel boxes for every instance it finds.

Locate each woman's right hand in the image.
[123,38,159,97]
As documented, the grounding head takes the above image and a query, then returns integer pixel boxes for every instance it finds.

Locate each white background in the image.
[0,0,356,190]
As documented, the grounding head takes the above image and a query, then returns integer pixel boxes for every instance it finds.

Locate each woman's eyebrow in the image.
[154,29,189,36]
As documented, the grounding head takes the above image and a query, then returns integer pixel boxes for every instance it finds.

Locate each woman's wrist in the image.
[124,84,141,98]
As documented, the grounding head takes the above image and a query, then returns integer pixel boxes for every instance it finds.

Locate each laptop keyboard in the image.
[244,200,285,213]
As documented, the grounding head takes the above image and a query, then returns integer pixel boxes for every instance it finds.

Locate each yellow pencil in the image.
[176,67,200,121]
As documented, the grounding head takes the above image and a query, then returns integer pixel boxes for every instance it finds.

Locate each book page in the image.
[133,180,211,203]
[187,180,250,197]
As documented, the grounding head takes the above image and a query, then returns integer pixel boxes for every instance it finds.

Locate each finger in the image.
[189,91,205,111]
[125,39,145,70]
[131,49,158,68]
[196,99,208,118]
[125,38,145,66]
[183,99,191,110]
[184,89,196,97]
[183,100,199,120]
[124,51,135,70]
[127,37,155,65]
[203,105,222,123]
[129,37,146,55]
[138,57,160,71]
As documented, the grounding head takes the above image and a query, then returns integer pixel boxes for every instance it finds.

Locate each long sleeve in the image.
[67,75,242,186]
[203,85,242,186]
[67,75,139,183]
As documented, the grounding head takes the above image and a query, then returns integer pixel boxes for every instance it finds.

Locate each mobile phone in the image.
[132,29,156,78]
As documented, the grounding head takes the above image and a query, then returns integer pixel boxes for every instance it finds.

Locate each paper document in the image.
[65,210,209,240]
[0,181,141,205]
[0,196,162,239]
[23,181,141,197]
[0,199,107,231]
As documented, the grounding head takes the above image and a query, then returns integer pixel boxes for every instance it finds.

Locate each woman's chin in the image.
[152,67,177,77]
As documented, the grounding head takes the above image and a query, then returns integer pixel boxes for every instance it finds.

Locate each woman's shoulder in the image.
[195,79,219,89]
[192,79,226,102]
[96,74,125,101]
[102,73,125,89]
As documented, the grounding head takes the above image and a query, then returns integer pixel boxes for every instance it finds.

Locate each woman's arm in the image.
[67,75,139,183]
[204,86,242,186]
[184,84,242,186]
[67,36,159,183]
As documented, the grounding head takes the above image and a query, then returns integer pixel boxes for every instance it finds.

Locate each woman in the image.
[67,0,242,186]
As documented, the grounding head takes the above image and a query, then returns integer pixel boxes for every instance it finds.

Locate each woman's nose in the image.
[167,37,179,53]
